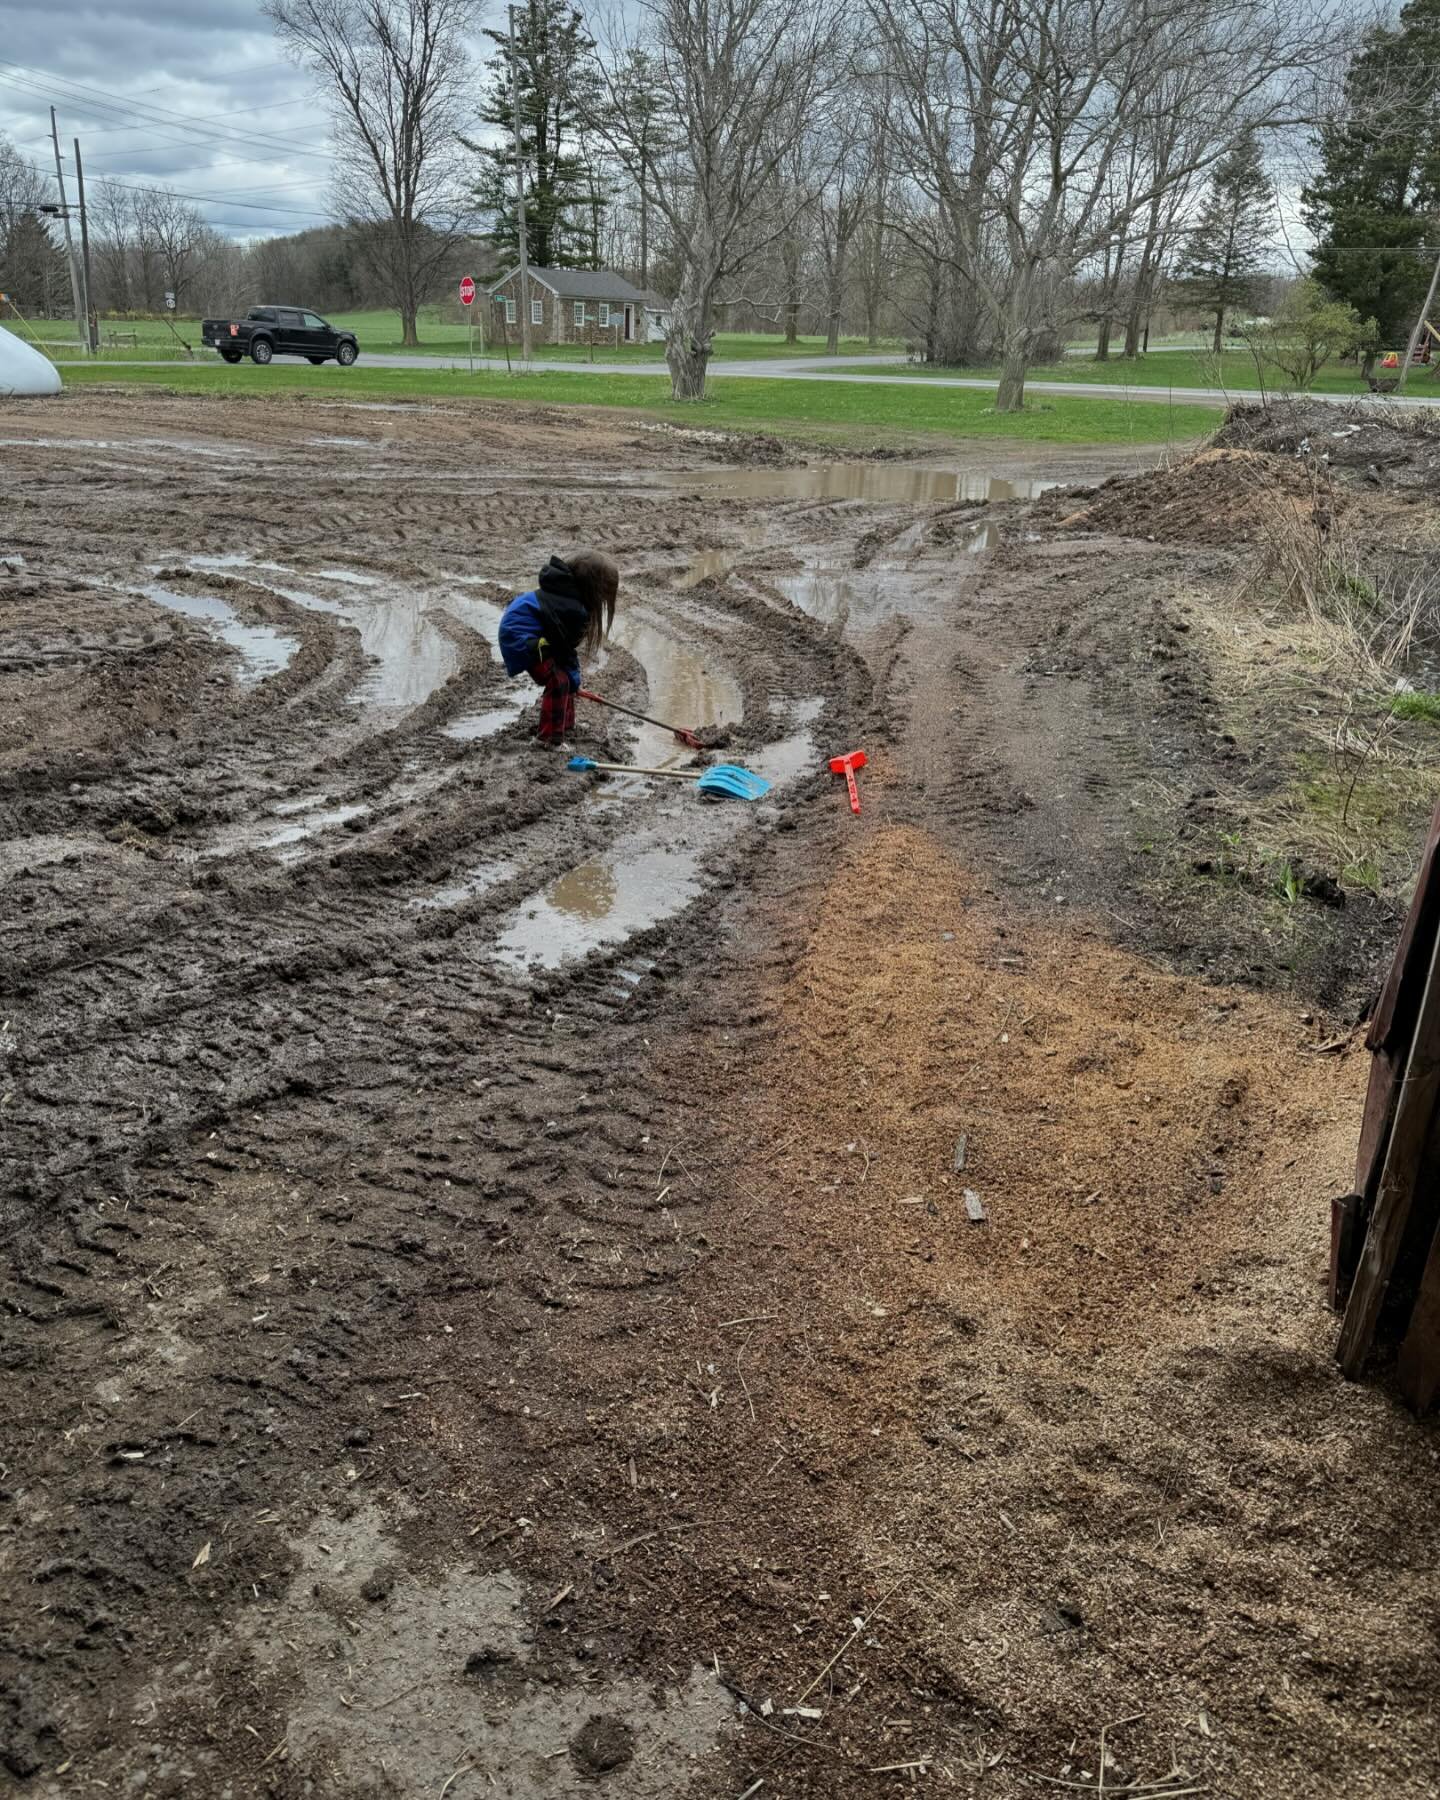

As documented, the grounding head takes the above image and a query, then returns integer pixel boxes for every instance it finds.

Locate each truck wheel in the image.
[307,356,327,365]
[250,338,274,365]
[336,341,358,367]
[220,348,242,364]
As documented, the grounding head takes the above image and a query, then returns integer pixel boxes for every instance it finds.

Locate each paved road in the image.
[53,348,1440,409]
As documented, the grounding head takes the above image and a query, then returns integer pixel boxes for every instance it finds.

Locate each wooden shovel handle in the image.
[583,761,696,779]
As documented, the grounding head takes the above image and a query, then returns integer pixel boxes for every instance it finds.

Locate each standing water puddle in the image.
[492,724,815,969]
[664,464,1063,504]
[185,556,459,714]
[677,548,740,589]
[190,553,293,575]
[278,583,457,710]
[495,842,705,970]
[436,596,744,758]
[140,585,298,684]
[600,611,743,767]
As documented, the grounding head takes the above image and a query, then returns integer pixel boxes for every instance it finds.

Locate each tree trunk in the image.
[401,303,419,348]
[995,343,1028,413]
[783,231,800,344]
[1095,314,1112,361]
[825,264,843,354]
[1123,279,1147,357]
[666,277,714,400]
[1212,308,1224,356]
[1124,229,1160,357]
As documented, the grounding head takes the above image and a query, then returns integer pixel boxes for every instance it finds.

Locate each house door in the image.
[624,304,634,343]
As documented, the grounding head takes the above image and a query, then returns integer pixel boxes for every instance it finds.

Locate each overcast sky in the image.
[0,2,497,242]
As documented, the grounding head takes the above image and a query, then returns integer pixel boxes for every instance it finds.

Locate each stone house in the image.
[485,266,668,347]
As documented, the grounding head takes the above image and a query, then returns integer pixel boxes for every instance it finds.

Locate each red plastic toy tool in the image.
[829,749,867,815]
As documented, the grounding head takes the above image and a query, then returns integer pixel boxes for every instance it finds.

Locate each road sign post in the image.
[460,275,476,374]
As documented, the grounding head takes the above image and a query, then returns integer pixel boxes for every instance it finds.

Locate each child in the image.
[498,551,619,744]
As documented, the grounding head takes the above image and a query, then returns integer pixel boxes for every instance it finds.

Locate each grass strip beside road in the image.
[17,314,904,364]
[54,359,1223,447]
[879,347,1440,399]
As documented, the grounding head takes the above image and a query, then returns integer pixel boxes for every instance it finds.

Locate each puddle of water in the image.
[307,434,370,448]
[496,844,704,970]
[139,585,297,684]
[769,694,826,725]
[493,721,816,968]
[1,552,25,568]
[315,567,382,587]
[194,800,369,861]
[189,552,293,575]
[772,570,855,625]
[260,802,368,848]
[444,698,529,740]
[666,463,1061,503]
[604,611,744,767]
[274,583,458,710]
[676,547,739,589]
[412,855,518,910]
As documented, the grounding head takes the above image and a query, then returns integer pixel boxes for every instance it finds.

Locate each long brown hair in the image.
[565,549,619,656]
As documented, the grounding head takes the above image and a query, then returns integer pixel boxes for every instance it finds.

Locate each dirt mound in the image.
[1217,398,1440,494]
[1043,447,1334,547]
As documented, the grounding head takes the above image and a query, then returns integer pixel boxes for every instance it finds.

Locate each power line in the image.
[12,151,336,220]
[13,95,318,144]
[0,64,334,162]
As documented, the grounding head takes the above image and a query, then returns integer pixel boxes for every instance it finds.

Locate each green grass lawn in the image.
[14,309,904,364]
[889,347,1440,398]
[54,357,1222,447]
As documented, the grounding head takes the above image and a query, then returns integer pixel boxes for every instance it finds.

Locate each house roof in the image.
[637,290,672,311]
[487,265,658,303]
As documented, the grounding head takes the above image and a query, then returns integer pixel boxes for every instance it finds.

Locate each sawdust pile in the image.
[701,825,1437,1797]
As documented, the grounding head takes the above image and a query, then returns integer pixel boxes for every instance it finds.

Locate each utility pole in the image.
[1397,244,1440,396]
[48,107,88,357]
[508,3,532,365]
[73,138,97,354]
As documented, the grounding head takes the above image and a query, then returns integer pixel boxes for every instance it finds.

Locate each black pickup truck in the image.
[201,306,360,367]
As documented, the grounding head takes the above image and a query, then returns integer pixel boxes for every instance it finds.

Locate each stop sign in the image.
[459,275,476,308]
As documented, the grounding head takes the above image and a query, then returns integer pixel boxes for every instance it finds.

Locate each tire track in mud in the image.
[0,407,882,1230]
[2,394,1135,1789]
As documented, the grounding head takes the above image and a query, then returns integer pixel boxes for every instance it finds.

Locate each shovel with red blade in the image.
[578,687,704,751]
[829,748,867,815]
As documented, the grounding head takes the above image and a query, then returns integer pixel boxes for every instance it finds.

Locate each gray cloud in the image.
[0,3,492,241]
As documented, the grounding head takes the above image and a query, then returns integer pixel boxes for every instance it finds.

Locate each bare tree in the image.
[89,184,135,314]
[875,0,1337,408]
[588,0,841,399]
[856,82,897,348]
[815,90,879,353]
[264,0,477,346]
[0,134,47,239]
[140,190,211,311]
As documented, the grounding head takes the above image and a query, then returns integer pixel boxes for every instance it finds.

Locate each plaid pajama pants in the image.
[532,656,576,741]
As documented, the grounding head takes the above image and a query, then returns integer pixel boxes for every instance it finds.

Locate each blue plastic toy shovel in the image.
[567,755,770,801]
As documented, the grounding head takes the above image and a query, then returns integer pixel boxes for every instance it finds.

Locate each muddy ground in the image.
[2,391,1436,1800]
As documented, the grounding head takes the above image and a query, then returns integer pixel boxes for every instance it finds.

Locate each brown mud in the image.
[1,391,1435,1800]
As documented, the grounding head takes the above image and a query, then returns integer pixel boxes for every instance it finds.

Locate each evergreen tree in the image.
[1180,134,1273,354]
[0,212,69,316]
[1303,0,1440,372]
[465,0,602,270]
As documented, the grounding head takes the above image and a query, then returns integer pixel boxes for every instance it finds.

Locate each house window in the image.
[598,302,610,327]
[497,294,515,324]
[531,298,543,325]
[574,301,586,325]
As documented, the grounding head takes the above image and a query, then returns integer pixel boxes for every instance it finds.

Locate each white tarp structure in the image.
[0,323,62,396]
